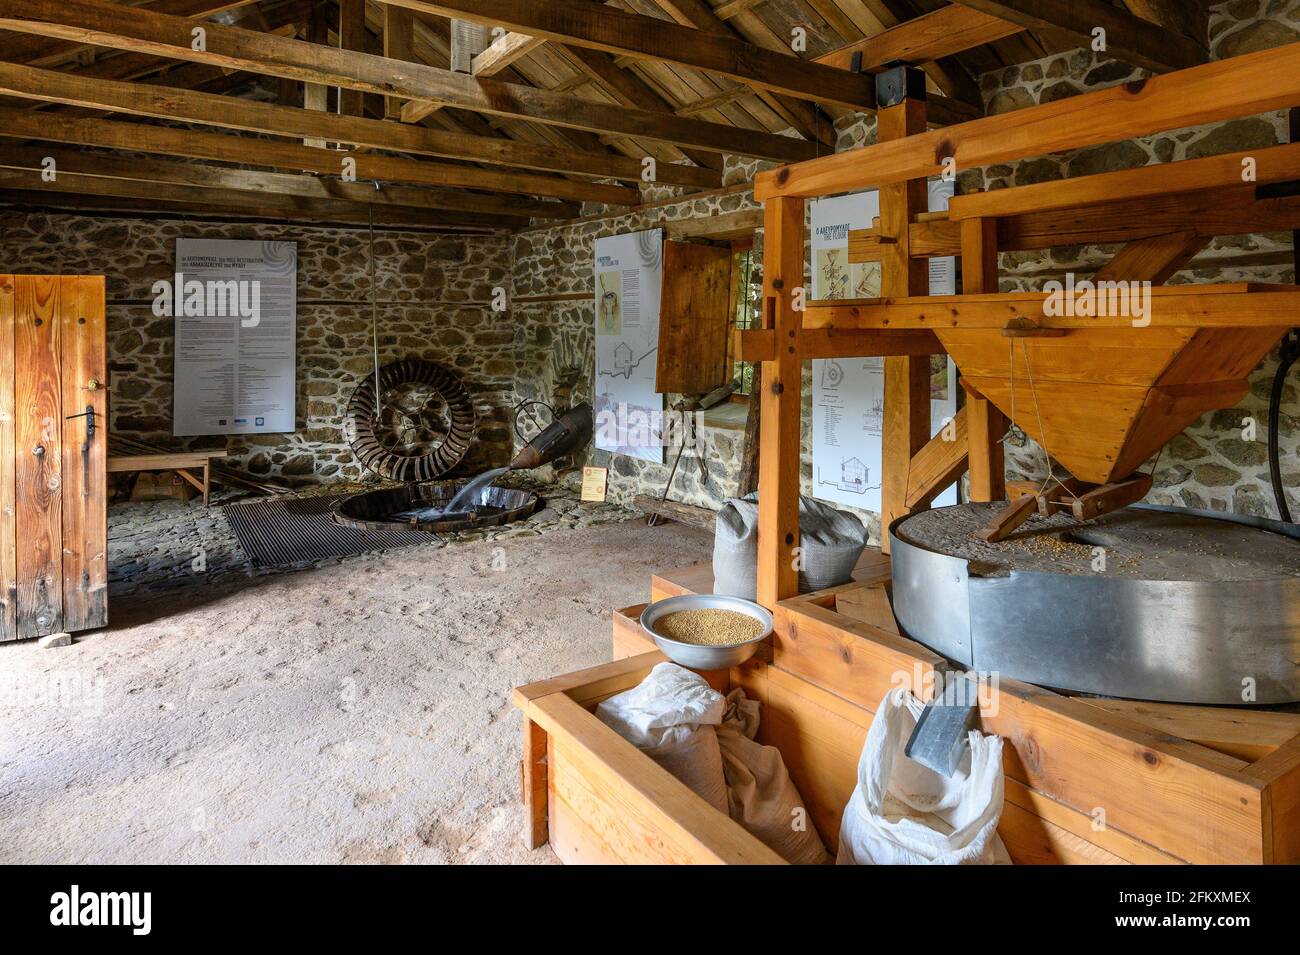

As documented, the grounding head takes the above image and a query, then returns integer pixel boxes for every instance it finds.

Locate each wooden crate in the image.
[517,564,1300,865]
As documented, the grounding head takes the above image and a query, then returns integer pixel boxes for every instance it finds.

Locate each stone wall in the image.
[511,1,1300,537]
[1,212,516,484]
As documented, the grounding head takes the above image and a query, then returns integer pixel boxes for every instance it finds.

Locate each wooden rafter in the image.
[949,0,1206,73]
[0,170,527,230]
[0,0,814,163]
[756,39,1300,200]
[814,4,1023,72]
[0,130,580,219]
[385,0,877,110]
[0,61,688,198]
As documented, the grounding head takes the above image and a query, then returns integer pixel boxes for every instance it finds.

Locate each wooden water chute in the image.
[742,40,1300,593]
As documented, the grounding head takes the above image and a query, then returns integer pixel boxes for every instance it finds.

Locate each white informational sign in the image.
[927,179,957,295]
[810,188,958,512]
[173,239,296,436]
[811,191,880,301]
[593,228,665,463]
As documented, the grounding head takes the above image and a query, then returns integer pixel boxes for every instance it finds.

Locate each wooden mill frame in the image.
[740,40,1300,608]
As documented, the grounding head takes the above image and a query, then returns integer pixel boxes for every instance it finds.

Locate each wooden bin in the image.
[515,563,1300,865]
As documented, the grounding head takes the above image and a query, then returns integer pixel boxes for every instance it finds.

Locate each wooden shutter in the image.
[655,241,733,394]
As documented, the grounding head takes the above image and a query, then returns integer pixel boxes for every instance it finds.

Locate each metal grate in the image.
[223,494,435,568]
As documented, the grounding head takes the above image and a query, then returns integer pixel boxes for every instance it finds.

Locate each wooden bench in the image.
[107,451,228,506]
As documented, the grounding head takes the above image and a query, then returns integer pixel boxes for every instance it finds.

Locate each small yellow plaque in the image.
[581,466,608,502]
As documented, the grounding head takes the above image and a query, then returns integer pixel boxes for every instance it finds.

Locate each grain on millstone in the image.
[654,609,764,646]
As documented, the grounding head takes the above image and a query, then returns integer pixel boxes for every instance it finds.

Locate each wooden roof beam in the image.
[814,4,1025,72]
[0,63,647,204]
[0,0,807,163]
[0,145,552,222]
[0,174,525,231]
[756,40,1300,200]
[949,0,1206,73]
[0,129,581,219]
[0,0,259,66]
[383,0,877,111]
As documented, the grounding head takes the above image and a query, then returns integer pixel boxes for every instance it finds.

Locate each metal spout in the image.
[508,403,593,471]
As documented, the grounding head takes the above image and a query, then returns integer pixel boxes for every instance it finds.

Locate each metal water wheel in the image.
[345,359,475,482]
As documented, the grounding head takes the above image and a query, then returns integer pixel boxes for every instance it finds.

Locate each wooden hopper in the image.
[938,315,1291,486]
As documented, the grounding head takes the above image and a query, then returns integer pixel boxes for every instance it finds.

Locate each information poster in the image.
[810,187,958,512]
[593,228,665,463]
[173,238,296,436]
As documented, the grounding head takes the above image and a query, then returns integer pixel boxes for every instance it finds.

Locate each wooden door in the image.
[655,241,734,394]
[1,275,107,642]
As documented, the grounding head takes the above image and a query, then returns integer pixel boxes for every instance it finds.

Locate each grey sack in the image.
[713,493,867,598]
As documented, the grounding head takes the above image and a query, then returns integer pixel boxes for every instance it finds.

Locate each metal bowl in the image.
[639,594,773,670]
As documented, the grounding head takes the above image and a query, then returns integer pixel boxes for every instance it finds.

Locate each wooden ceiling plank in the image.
[559,44,724,171]
[631,0,834,145]
[383,0,878,110]
[949,0,1206,73]
[0,0,805,163]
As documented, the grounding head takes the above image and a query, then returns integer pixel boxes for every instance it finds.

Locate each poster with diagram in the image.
[173,238,297,436]
[810,188,958,512]
[593,228,664,463]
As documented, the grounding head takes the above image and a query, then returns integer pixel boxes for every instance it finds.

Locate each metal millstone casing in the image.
[889,504,1300,705]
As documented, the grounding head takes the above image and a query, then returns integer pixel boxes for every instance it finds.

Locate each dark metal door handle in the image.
[65,405,95,451]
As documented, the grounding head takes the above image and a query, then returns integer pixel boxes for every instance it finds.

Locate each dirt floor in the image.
[0,510,713,864]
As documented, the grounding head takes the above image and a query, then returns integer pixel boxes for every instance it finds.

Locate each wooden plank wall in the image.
[59,276,108,632]
[13,275,62,638]
[1,275,107,641]
[0,276,15,638]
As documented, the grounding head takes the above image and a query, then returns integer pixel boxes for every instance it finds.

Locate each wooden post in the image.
[521,717,549,849]
[0,277,14,640]
[877,79,930,552]
[756,196,805,608]
[960,216,1006,501]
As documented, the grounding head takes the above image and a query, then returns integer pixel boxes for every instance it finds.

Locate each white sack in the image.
[837,687,1011,865]
[717,689,831,865]
[596,663,728,812]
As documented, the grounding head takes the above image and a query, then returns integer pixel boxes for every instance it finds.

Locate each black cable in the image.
[513,400,555,445]
[1268,330,1300,523]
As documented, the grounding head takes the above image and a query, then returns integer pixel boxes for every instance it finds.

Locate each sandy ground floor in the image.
[0,508,712,864]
